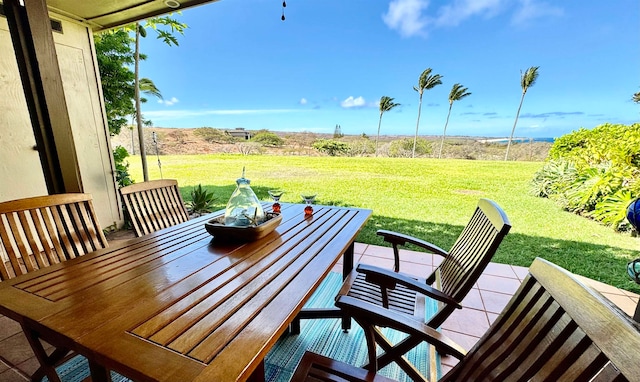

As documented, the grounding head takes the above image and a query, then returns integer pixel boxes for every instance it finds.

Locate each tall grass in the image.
[127,154,640,292]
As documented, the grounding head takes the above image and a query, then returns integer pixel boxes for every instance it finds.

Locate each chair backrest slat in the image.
[0,194,108,281]
[119,179,189,237]
[441,258,640,381]
[429,199,510,327]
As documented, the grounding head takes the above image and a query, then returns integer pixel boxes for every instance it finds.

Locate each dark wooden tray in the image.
[204,212,282,242]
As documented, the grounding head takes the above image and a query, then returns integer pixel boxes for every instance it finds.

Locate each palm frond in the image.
[379,96,400,113]
[521,66,540,92]
[449,83,471,103]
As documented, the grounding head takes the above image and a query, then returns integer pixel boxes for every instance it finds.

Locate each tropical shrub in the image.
[194,127,235,143]
[312,139,349,156]
[388,138,431,158]
[346,138,375,157]
[251,131,284,147]
[532,123,640,231]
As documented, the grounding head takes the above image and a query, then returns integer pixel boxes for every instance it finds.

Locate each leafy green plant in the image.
[534,123,640,230]
[530,159,577,198]
[194,127,236,143]
[312,139,349,156]
[113,145,134,187]
[389,138,431,158]
[251,131,284,147]
[590,190,634,231]
[187,184,216,216]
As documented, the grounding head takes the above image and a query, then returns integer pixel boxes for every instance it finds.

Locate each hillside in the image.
[111,127,552,161]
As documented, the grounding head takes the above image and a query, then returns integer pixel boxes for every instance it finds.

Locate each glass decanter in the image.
[224,168,265,226]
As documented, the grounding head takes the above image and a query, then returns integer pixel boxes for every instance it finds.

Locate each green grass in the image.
[127,154,640,292]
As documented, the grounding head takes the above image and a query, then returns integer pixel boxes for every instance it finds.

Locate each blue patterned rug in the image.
[264,272,440,382]
[42,356,130,382]
[47,272,439,382]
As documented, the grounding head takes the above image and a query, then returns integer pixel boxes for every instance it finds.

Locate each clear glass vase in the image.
[224,168,265,226]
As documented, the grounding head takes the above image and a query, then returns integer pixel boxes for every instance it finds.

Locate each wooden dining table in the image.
[0,203,371,382]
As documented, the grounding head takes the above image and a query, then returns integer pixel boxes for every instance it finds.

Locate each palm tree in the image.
[505,66,540,161]
[439,83,471,159]
[412,68,443,158]
[132,17,186,181]
[376,96,400,156]
[633,91,640,104]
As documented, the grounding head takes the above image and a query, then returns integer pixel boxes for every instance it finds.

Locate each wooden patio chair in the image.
[335,199,510,377]
[0,193,108,281]
[297,258,640,381]
[119,179,189,237]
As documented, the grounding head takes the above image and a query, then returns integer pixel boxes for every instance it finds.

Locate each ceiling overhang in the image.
[39,0,221,31]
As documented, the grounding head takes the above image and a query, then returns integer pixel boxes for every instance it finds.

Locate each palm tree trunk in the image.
[412,96,423,158]
[439,104,453,159]
[135,23,149,181]
[375,112,383,157]
[505,91,526,161]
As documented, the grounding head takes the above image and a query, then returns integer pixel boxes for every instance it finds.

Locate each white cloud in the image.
[157,97,179,106]
[511,0,563,25]
[382,0,562,37]
[382,0,430,38]
[340,96,367,108]
[433,0,505,27]
[299,98,308,105]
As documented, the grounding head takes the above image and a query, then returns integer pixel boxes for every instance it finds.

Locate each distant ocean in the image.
[477,137,555,144]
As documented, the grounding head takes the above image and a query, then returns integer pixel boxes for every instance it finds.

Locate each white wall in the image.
[0,13,122,230]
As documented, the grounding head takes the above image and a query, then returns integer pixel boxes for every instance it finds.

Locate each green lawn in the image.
[127,154,640,292]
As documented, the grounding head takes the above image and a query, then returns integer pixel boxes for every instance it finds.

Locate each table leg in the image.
[290,241,356,334]
[21,323,67,382]
[247,360,266,382]
[341,242,355,331]
[89,359,112,382]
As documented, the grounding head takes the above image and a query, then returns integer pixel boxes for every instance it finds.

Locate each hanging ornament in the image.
[281,0,286,21]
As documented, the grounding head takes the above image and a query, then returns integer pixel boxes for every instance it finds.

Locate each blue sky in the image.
[138,0,639,138]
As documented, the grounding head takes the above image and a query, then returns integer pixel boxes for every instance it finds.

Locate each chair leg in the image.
[352,317,378,373]
[290,317,301,334]
[354,318,428,381]
[371,328,426,382]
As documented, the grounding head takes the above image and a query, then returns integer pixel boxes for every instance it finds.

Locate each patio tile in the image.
[476,274,522,295]
[353,242,368,255]
[441,308,490,339]
[460,288,484,311]
[486,312,501,326]
[479,290,513,315]
[440,328,480,352]
[14,356,40,378]
[361,245,394,259]
[511,265,529,281]
[0,316,21,341]
[433,255,444,267]
[398,249,434,266]
[0,333,35,368]
[358,255,395,270]
[600,293,638,317]
[398,263,433,279]
[0,369,28,382]
[482,262,518,278]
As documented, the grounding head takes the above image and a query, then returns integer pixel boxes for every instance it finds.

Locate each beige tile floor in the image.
[1,242,638,381]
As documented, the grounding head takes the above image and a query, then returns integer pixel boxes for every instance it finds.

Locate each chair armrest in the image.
[336,295,467,360]
[377,230,449,257]
[357,264,462,309]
